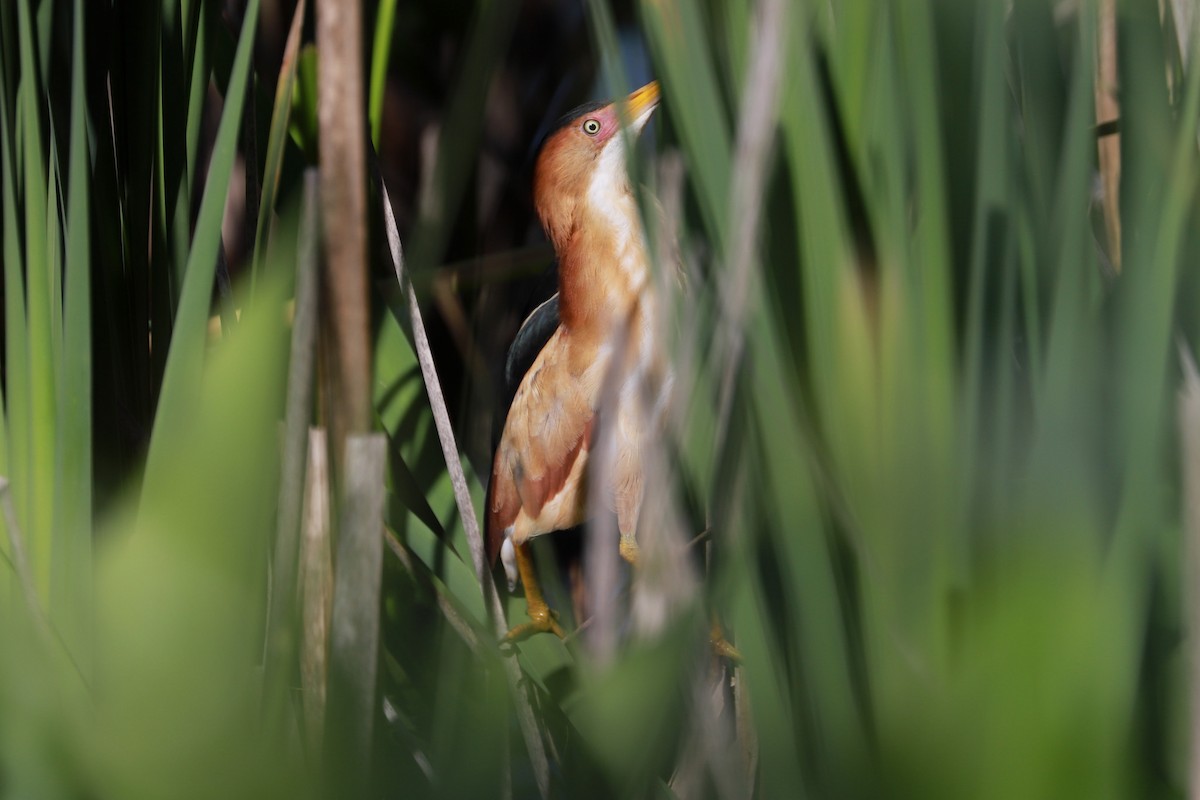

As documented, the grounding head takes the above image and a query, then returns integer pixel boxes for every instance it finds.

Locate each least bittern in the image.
[485,81,666,641]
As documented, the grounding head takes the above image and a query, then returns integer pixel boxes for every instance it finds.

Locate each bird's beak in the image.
[622,80,661,134]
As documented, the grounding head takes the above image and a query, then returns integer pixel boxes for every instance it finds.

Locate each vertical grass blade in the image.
[15,0,54,601]
[638,0,732,248]
[250,0,306,295]
[369,0,397,147]
[104,271,296,800]
[1110,0,1200,560]
[0,49,14,602]
[142,0,262,490]
[184,0,209,193]
[0,47,25,597]
[379,165,551,798]
[157,0,192,306]
[52,0,93,671]
[263,170,320,722]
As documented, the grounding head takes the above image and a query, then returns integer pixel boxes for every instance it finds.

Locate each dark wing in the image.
[486,326,593,564]
[487,292,564,564]
[504,293,561,401]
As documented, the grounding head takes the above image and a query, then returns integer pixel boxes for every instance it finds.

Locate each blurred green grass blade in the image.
[34,134,61,599]
[33,0,51,84]
[158,0,195,304]
[1110,2,1200,558]
[185,0,209,191]
[369,0,397,147]
[390,508,485,626]
[374,310,429,463]
[962,0,1011,408]
[584,0,631,101]
[16,0,54,600]
[1014,201,1043,384]
[374,311,486,621]
[1035,9,1099,448]
[777,10,854,413]
[143,0,261,488]
[52,0,92,670]
[172,0,210,332]
[251,0,306,295]
[0,49,16,597]
[1010,0,1069,237]
[638,0,732,248]
[885,546,1138,799]
[288,46,318,162]
[960,0,1010,535]
[747,304,866,780]
[827,0,874,158]
[858,20,911,256]
[263,169,313,722]
[1113,0,1192,439]
[47,131,63,375]
[0,99,21,452]
[893,0,953,396]
[727,548,807,798]
[102,273,296,800]
[561,625,695,793]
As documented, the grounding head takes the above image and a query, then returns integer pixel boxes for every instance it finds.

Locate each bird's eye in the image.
[582,118,601,136]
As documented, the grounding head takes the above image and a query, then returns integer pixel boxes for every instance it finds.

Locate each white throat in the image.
[584,137,649,295]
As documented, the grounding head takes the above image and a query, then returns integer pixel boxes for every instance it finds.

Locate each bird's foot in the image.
[503,598,565,643]
[618,533,640,566]
[710,621,743,663]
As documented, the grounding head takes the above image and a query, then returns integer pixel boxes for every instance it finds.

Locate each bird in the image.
[485,80,667,641]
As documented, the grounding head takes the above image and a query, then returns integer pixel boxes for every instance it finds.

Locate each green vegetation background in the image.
[0,0,1196,798]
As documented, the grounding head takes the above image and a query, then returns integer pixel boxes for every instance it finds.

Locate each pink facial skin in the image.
[577,108,619,144]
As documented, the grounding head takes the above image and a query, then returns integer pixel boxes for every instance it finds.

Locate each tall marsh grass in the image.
[0,0,1197,798]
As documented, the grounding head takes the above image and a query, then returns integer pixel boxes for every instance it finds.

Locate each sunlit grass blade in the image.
[15,0,55,602]
[142,0,262,490]
[250,0,306,295]
[184,0,209,192]
[158,0,194,304]
[38,135,62,600]
[51,0,92,670]
[0,46,17,602]
[374,307,490,626]
[369,0,397,147]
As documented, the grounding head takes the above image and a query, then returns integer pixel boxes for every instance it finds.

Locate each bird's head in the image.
[533,81,660,250]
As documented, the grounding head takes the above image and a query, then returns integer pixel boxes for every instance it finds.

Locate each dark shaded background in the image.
[222,0,653,477]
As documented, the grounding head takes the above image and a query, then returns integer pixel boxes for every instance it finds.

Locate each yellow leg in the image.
[618,532,740,662]
[618,532,640,566]
[503,542,565,642]
[710,617,743,663]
